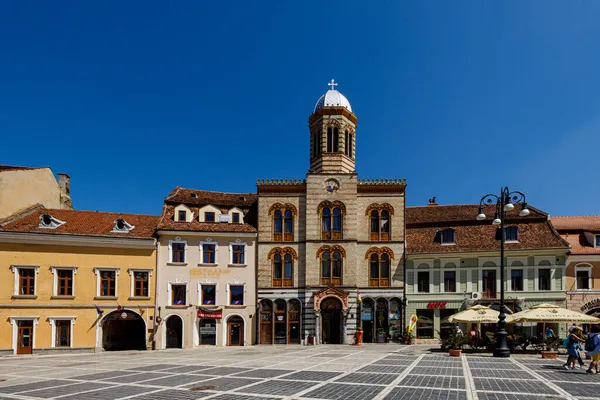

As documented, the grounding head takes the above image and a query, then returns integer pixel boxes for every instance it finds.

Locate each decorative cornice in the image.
[0,232,156,249]
[257,179,306,186]
[359,179,406,185]
[267,247,298,260]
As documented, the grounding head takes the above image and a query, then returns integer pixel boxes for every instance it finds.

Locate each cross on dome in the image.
[328,79,338,91]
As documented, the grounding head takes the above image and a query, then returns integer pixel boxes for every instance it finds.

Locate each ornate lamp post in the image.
[476,187,530,358]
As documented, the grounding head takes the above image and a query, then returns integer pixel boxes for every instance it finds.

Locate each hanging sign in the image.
[427,302,447,309]
[198,309,222,319]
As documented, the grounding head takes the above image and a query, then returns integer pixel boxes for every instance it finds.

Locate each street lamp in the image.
[476,187,530,358]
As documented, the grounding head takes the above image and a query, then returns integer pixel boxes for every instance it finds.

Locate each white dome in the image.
[313,80,352,113]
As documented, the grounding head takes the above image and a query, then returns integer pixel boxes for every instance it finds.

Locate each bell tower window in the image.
[333,127,339,152]
[327,127,333,152]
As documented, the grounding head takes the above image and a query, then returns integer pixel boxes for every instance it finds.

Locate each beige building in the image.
[155,187,257,348]
[0,165,72,220]
[0,206,158,355]
[552,216,600,326]
[257,81,406,345]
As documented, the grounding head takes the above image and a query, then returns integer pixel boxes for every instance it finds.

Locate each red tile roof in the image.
[406,204,568,254]
[165,187,257,209]
[551,216,600,232]
[0,207,159,239]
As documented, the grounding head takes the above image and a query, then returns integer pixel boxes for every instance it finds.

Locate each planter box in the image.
[449,349,462,357]
[541,351,558,359]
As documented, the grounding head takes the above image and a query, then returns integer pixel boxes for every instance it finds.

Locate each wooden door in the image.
[227,321,244,346]
[17,322,33,354]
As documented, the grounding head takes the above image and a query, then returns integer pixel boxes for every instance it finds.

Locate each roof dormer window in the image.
[505,226,519,242]
[178,210,187,221]
[190,193,198,198]
[440,229,455,245]
[39,213,65,229]
[112,218,135,233]
[595,234,600,248]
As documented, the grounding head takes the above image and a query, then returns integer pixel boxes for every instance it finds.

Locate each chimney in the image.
[427,196,438,206]
[57,173,72,209]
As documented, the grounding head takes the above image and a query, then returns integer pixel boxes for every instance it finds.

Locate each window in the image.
[202,244,216,264]
[273,253,293,287]
[274,210,282,240]
[444,271,456,292]
[333,127,339,151]
[55,320,71,347]
[595,235,600,248]
[349,133,354,158]
[441,229,455,245]
[171,284,187,305]
[538,269,551,291]
[284,210,293,241]
[321,251,342,285]
[100,271,116,297]
[322,207,343,240]
[18,268,36,296]
[344,130,350,156]
[133,271,149,297]
[576,267,592,290]
[201,285,216,305]
[327,127,333,152]
[205,212,215,222]
[369,253,390,287]
[273,207,295,242]
[482,270,497,298]
[231,244,245,265]
[370,210,391,241]
[57,269,73,296]
[232,213,240,223]
[171,241,186,263]
[230,285,244,305]
[505,226,519,242]
[511,269,523,291]
[417,271,430,293]
[178,210,187,221]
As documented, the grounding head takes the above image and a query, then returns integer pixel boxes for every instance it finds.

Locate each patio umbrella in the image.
[447,305,503,323]
[509,303,600,323]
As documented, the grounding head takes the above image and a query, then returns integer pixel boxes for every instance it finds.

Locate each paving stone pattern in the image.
[0,345,599,399]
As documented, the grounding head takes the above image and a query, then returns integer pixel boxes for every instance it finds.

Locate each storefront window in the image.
[376,299,389,343]
[389,298,402,342]
[274,299,287,344]
[289,299,301,344]
[416,309,434,338]
[439,309,458,339]
[199,319,216,345]
[362,298,374,343]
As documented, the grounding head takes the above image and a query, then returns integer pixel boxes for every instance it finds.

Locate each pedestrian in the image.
[456,325,463,335]
[469,324,479,346]
[546,326,555,338]
[586,325,600,374]
[565,326,584,370]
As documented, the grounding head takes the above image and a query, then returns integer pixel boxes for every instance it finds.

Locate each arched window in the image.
[380,210,390,241]
[370,210,380,240]
[505,226,519,242]
[271,249,294,288]
[322,208,331,239]
[284,210,293,241]
[327,127,333,152]
[283,254,293,287]
[288,299,301,344]
[273,210,282,241]
[321,251,342,285]
[369,253,390,287]
[333,127,339,152]
[344,130,350,156]
[333,208,342,239]
[349,133,354,158]
[274,300,287,344]
[273,254,283,287]
[322,207,343,240]
[259,300,273,344]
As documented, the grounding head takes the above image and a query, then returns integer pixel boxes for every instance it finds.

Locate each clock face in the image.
[326,180,339,193]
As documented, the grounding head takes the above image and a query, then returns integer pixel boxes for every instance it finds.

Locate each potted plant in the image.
[440,328,467,356]
[541,336,560,359]
[402,328,415,345]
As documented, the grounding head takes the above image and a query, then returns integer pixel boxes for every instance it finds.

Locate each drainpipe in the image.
[152,239,159,350]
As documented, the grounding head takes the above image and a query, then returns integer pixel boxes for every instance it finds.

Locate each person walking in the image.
[586,325,600,374]
[565,326,585,370]
[545,326,555,338]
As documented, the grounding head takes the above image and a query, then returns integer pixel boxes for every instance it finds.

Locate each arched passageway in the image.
[321,297,342,344]
[166,315,183,348]
[102,310,146,351]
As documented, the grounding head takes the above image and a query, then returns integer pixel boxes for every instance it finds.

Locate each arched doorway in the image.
[321,297,342,344]
[227,315,244,346]
[102,310,146,351]
[166,315,183,349]
[274,299,287,344]
[288,299,301,344]
[199,318,216,345]
[259,300,273,344]
[375,298,389,343]
[362,298,375,343]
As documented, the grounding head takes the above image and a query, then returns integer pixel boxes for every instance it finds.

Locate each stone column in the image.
[342,309,349,344]
[314,310,321,345]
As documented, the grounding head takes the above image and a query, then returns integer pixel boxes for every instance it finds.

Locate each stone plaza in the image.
[1,345,599,400]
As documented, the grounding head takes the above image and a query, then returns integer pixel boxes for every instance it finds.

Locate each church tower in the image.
[309,80,357,174]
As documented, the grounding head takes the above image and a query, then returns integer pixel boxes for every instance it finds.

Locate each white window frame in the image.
[413,259,434,294]
[93,267,120,297]
[9,316,39,354]
[440,258,460,293]
[508,268,525,292]
[127,269,152,298]
[595,234,600,248]
[505,226,519,243]
[11,265,40,297]
[575,264,593,290]
[227,282,246,305]
[168,281,189,306]
[229,241,247,266]
[49,317,76,348]
[440,229,456,245]
[536,268,553,291]
[198,281,219,306]
[199,239,219,266]
[168,237,188,264]
[51,267,77,297]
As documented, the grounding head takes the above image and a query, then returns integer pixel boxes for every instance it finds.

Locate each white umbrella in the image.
[509,303,600,323]
[447,305,503,323]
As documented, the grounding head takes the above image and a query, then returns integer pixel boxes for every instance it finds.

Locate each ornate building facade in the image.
[257,81,406,345]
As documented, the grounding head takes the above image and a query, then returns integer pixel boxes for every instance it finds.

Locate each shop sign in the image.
[427,302,447,309]
[581,298,600,313]
[361,308,373,321]
[198,309,222,319]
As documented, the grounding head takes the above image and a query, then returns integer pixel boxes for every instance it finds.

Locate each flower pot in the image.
[541,351,558,359]
[449,349,462,357]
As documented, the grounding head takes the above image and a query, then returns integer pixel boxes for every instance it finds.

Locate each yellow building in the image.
[0,206,158,355]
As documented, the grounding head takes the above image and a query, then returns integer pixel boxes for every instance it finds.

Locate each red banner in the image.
[198,310,222,319]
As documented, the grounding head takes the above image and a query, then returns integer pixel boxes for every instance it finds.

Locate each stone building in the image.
[257,81,406,345]
[405,202,570,342]
[0,165,72,220]
[552,216,600,327]
[155,187,257,348]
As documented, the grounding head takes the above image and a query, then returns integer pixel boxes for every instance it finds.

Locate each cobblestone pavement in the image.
[1,345,599,400]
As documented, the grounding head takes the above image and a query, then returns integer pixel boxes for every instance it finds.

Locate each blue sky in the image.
[1,2,599,216]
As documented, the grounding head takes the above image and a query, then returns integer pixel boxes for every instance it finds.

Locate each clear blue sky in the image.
[1,2,599,216]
